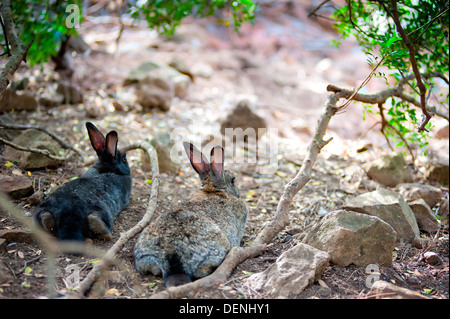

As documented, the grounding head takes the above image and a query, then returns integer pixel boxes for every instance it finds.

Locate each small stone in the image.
[423,251,441,265]
[364,153,413,187]
[0,174,34,199]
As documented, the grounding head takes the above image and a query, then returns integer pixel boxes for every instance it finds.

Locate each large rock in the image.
[343,188,420,244]
[0,174,34,199]
[396,183,443,208]
[2,129,61,169]
[141,133,177,174]
[0,88,38,112]
[220,99,267,142]
[136,69,174,112]
[364,153,413,187]
[407,199,440,233]
[57,81,83,104]
[425,157,449,185]
[304,210,396,267]
[125,61,191,99]
[245,243,330,298]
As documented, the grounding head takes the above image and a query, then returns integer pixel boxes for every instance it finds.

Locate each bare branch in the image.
[390,0,431,132]
[327,72,450,121]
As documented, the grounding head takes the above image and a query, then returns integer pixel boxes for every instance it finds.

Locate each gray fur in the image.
[134,142,248,287]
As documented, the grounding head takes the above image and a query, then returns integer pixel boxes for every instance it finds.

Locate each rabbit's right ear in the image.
[210,146,224,179]
[183,142,210,178]
[105,131,118,158]
[86,122,106,155]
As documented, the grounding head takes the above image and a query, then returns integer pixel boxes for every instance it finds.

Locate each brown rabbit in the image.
[134,142,248,287]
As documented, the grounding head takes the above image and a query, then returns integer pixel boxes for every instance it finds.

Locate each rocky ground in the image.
[0,2,449,299]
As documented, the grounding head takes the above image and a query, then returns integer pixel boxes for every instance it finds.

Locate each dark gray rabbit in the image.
[134,142,248,287]
[33,122,132,241]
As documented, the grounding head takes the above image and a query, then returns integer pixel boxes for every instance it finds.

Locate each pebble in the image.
[423,251,441,265]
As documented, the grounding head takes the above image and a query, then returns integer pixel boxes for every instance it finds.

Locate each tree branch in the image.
[390,0,431,132]
[326,72,449,121]
[0,0,33,100]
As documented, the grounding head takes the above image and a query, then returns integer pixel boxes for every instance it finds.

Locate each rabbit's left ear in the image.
[86,122,106,154]
[183,142,210,179]
[105,131,118,157]
[210,146,224,179]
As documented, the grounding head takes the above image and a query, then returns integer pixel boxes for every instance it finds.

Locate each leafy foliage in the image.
[1,0,256,66]
[332,0,449,154]
[2,0,83,66]
[129,0,257,36]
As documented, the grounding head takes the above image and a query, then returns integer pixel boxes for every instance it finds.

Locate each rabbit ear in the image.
[210,146,224,179]
[86,122,106,154]
[105,131,118,157]
[183,141,210,178]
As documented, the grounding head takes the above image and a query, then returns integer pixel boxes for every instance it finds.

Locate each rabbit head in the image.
[86,122,130,176]
[183,142,240,198]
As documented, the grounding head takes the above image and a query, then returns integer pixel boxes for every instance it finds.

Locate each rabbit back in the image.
[34,172,131,240]
[134,191,247,281]
[33,122,132,241]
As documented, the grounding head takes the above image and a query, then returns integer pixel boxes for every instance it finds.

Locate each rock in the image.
[57,81,83,104]
[0,88,38,112]
[220,99,267,142]
[407,199,440,233]
[364,153,413,187]
[141,133,177,173]
[0,229,34,244]
[304,210,396,267]
[168,58,194,81]
[39,92,65,108]
[423,251,441,265]
[437,198,449,221]
[368,280,428,299]
[125,61,191,98]
[136,69,174,112]
[27,189,45,205]
[2,129,62,169]
[396,183,443,208]
[343,188,420,244]
[435,124,449,139]
[425,157,449,185]
[245,243,330,298]
[0,174,34,199]
[0,261,10,284]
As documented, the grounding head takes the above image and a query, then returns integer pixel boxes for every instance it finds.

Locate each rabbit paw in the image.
[87,213,113,240]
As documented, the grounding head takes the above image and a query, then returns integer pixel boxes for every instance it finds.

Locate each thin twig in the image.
[390,0,431,132]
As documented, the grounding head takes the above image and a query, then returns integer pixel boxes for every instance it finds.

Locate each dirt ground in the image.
[0,3,448,300]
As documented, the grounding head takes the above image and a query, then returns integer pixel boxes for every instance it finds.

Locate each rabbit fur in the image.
[33,122,132,242]
[134,142,248,287]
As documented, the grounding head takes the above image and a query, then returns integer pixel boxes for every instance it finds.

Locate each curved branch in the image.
[327,72,450,121]
[390,0,431,132]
